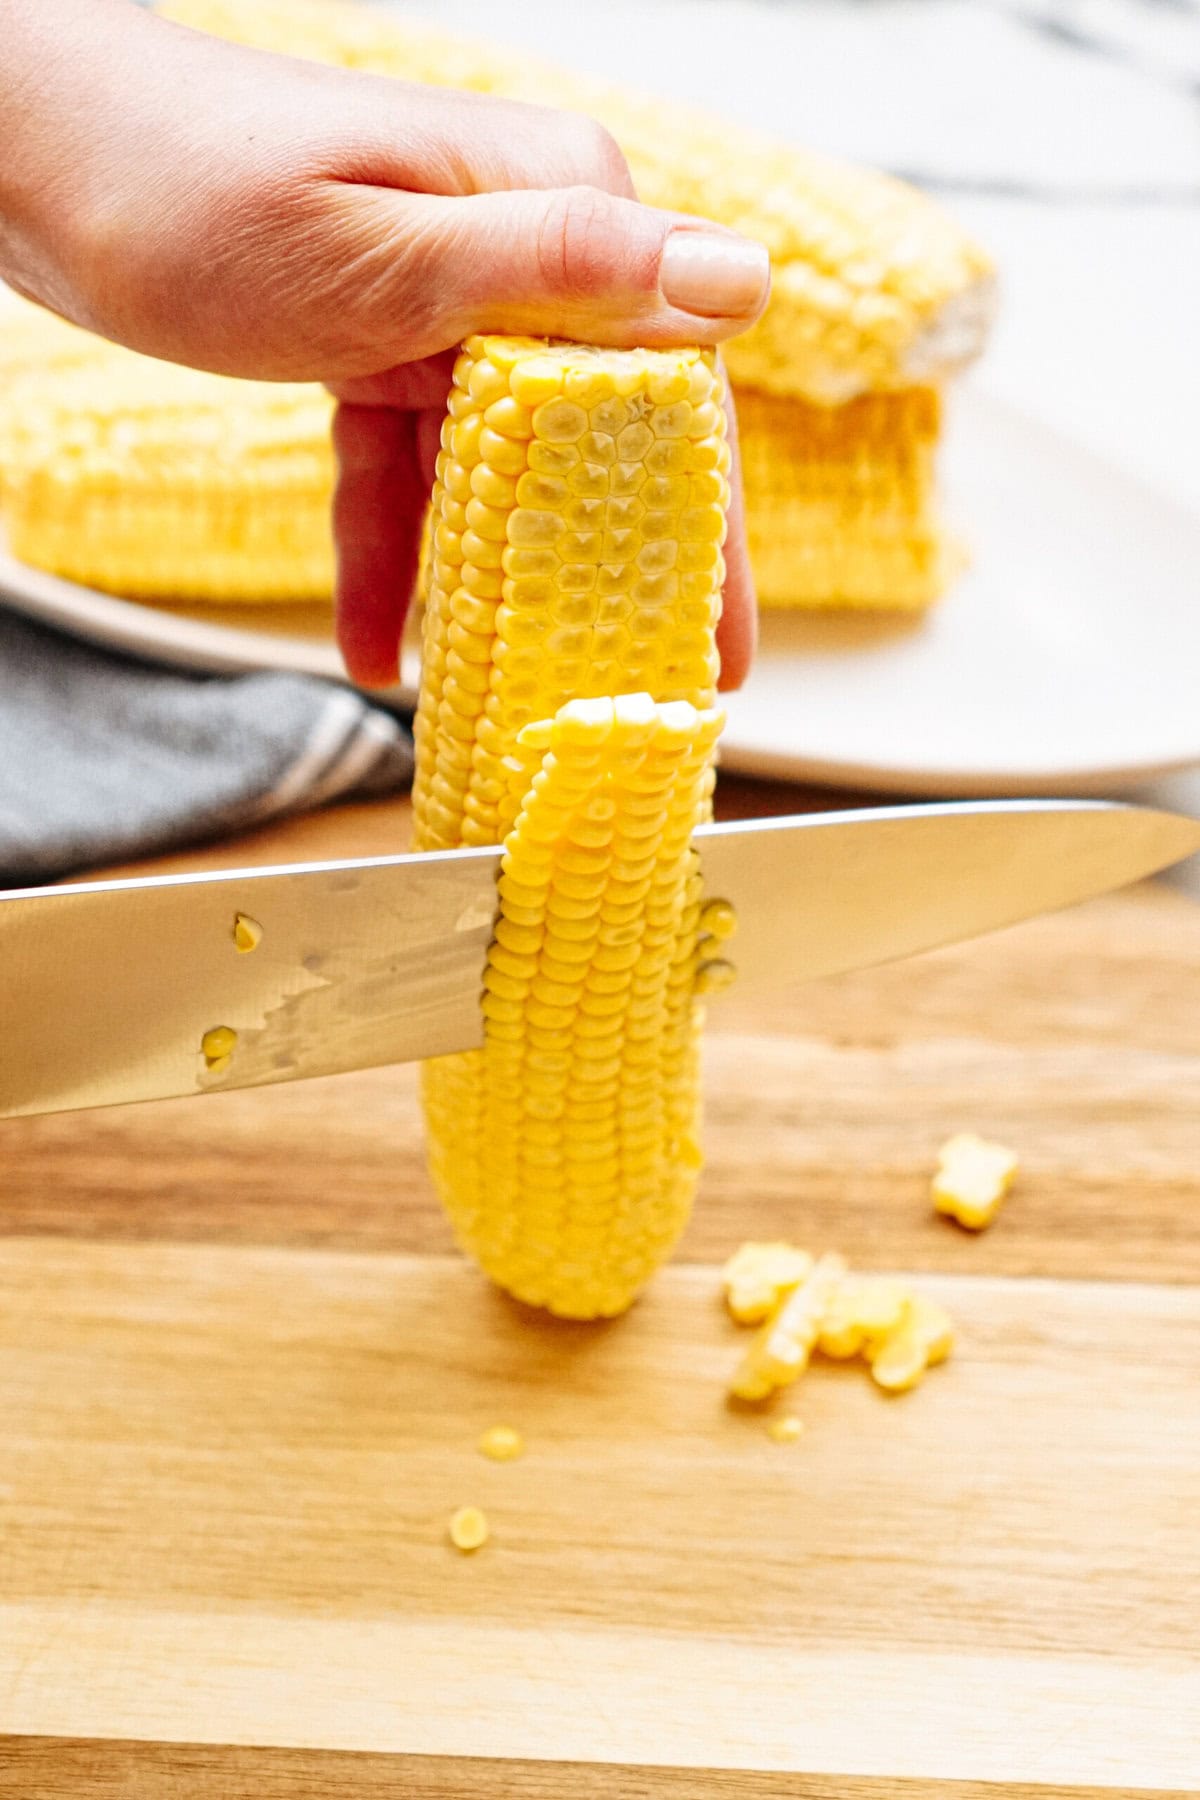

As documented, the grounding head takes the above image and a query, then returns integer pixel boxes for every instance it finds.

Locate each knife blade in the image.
[1,799,1196,1120]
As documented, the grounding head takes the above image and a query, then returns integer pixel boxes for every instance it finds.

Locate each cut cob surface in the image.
[737,385,952,610]
[415,335,729,1319]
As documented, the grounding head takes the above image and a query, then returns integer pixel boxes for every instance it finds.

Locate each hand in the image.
[1,0,769,687]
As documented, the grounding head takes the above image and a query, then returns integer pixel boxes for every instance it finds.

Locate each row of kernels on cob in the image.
[736,386,952,611]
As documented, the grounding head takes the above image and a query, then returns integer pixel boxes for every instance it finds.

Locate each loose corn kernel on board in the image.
[1,787,1198,1798]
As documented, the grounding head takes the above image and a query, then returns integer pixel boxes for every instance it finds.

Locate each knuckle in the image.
[536,184,619,299]
[564,111,631,190]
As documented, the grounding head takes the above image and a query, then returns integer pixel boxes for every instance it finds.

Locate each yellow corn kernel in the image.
[816,1276,910,1360]
[478,1425,524,1463]
[699,898,738,942]
[694,958,737,996]
[233,913,263,953]
[868,1294,955,1393]
[767,1413,806,1444]
[201,1024,237,1068]
[721,1240,813,1325]
[932,1132,1019,1232]
[730,1253,847,1400]
[448,1505,490,1552]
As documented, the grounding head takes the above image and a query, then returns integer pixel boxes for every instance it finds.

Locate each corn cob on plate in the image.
[3,373,1200,794]
[3,0,995,620]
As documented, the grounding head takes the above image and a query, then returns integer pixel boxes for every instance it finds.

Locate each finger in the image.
[415,405,443,494]
[715,381,757,692]
[328,349,457,412]
[331,402,426,687]
[333,182,770,373]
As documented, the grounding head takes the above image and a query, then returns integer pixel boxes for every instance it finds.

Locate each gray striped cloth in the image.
[0,609,412,886]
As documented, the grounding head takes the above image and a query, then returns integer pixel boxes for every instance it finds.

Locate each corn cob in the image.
[737,385,953,609]
[0,348,951,612]
[158,0,995,406]
[0,319,950,612]
[0,349,335,600]
[415,334,728,1318]
[0,320,949,608]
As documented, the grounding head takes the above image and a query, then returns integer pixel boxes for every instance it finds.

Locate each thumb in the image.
[351,183,771,365]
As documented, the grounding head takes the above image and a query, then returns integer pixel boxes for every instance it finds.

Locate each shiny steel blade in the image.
[1,800,1196,1119]
[693,798,1200,993]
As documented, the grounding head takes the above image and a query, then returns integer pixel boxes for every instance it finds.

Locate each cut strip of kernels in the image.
[868,1295,955,1393]
[730,1253,847,1401]
[932,1132,1018,1232]
[424,694,722,1320]
[233,913,263,953]
[721,1241,814,1325]
[448,1505,490,1552]
[478,1425,524,1462]
[817,1276,910,1360]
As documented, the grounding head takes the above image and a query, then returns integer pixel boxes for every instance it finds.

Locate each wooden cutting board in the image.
[1,781,1198,1798]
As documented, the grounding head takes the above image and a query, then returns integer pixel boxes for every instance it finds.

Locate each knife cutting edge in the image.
[1,799,1197,1120]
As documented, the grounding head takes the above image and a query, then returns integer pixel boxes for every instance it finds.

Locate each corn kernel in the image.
[932,1132,1018,1232]
[722,1241,813,1325]
[817,1276,909,1360]
[868,1295,955,1393]
[478,1425,524,1462]
[767,1414,806,1444]
[448,1505,490,1552]
[694,958,736,996]
[699,899,737,942]
[232,913,262,953]
[201,1024,237,1067]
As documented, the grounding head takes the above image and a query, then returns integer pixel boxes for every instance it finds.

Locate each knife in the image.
[2,799,1197,1120]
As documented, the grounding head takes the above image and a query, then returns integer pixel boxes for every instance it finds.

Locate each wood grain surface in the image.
[1,779,1198,1797]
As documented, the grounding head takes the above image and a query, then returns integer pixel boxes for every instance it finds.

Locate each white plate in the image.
[722,386,1200,794]
[2,386,1198,796]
